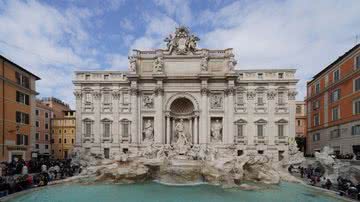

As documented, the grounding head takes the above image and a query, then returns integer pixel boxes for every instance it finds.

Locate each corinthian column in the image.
[130,87,138,144]
[154,85,164,143]
[74,91,82,147]
[226,87,235,144]
[200,86,209,144]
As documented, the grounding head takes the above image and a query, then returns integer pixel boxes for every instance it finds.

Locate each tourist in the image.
[300,167,304,178]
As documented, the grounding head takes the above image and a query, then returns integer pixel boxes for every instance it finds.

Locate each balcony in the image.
[254,136,268,145]
[83,134,94,143]
[274,136,288,145]
[234,136,248,145]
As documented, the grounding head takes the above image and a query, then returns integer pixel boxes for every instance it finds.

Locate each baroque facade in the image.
[73,27,298,161]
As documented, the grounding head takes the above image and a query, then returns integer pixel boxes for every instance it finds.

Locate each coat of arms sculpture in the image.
[164,26,200,55]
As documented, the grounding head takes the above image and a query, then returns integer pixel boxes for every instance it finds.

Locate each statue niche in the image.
[142,118,154,143]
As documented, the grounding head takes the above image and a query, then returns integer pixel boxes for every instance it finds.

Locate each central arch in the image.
[165,93,199,144]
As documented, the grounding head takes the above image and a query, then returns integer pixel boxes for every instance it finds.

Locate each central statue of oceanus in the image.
[164,26,200,55]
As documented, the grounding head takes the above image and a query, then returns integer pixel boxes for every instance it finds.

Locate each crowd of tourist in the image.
[0,158,81,197]
[289,165,360,200]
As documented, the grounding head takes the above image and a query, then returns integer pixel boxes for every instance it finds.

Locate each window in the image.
[103,93,111,104]
[85,93,92,103]
[313,100,320,110]
[16,134,28,145]
[16,112,29,124]
[315,83,320,94]
[59,138,61,143]
[59,129,62,134]
[257,73,263,79]
[45,134,49,141]
[45,145,49,149]
[278,92,285,105]
[104,74,109,80]
[237,94,245,105]
[278,72,284,79]
[331,89,341,102]
[85,74,90,80]
[296,106,302,114]
[330,129,340,139]
[278,125,284,137]
[104,122,111,137]
[45,123,49,129]
[72,139,74,144]
[64,130,66,133]
[36,121,39,127]
[123,93,130,104]
[312,133,320,141]
[237,125,243,137]
[16,91,29,105]
[332,107,340,121]
[352,125,360,135]
[64,139,67,143]
[353,99,360,115]
[333,69,340,82]
[15,72,30,88]
[356,55,360,69]
[85,122,92,137]
[121,120,130,137]
[354,77,360,92]
[257,96,264,105]
[314,114,320,126]
[297,120,301,126]
[257,125,264,137]
[35,110,39,116]
[35,133,39,140]
[45,112,49,118]
[35,144,39,149]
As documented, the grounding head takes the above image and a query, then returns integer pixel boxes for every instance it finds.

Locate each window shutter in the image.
[24,135,28,145]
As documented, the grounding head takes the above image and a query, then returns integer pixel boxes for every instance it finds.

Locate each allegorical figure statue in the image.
[153,56,164,73]
[143,120,154,142]
[175,119,188,146]
[128,56,137,73]
[211,119,222,142]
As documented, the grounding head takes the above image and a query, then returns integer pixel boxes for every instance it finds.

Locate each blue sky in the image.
[0,0,360,108]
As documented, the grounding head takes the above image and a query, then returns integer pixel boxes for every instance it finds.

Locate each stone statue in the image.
[128,56,137,73]
[211,119,222,142]
[175,119,188,146]
[200,50,209,72]
[143,120,154,142]
[164,34,176,54]
[153,56,164,73]
[143,95,154,108]
[187,34,200,52]
[228,56,237,71]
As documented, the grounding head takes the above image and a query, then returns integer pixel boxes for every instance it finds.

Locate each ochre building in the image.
[51,110,76,159]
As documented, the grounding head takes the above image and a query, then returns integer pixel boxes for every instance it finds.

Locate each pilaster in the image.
[154,79,164,143]
[74,91,83,146]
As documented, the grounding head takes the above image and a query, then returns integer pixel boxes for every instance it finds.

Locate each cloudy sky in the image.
[0,0,360,108]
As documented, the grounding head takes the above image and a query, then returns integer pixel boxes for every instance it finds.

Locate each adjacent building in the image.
[295,101,307,152]
[34,100,53,159]
[73,27,298,161]
[306,44,360,155]
[0,55,40,162]
[40,97,70,118]
[51,110,76,159]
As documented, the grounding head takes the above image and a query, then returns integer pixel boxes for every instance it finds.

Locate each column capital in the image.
[93,91,101,100]
[130,87,139,96]
[74,91,82,99]
[201,87,210,96]
[154,86,164,96]
[225,87,235,96]
[112,91,121,99]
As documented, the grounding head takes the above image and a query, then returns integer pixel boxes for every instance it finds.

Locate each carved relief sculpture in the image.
[143,95,154,109]
[211,94,223,109]
[143,120,154,142]
[153,56,164,73]
[211,119,223,142]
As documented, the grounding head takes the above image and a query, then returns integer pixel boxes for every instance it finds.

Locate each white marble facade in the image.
[73,27,298,160]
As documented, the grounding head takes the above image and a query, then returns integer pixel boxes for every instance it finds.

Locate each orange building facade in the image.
[0,55,40,162]
[306,44,360,155]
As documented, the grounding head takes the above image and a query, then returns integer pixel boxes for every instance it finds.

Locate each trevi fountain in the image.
[4,27,355,202]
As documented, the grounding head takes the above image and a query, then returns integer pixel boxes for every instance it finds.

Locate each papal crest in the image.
[164,26,200,55]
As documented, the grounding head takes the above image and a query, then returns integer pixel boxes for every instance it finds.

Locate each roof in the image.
[0,55,41,80]
[308,43,360,84]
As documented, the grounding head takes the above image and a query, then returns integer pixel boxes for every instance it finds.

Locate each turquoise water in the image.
[6,182,344,202]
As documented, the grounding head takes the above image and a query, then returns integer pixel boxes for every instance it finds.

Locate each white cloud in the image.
[0,0,99,108]
[106,54,128,70]
[120,18,135,31]
[154,0,192,25]
[200,0,360,100]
